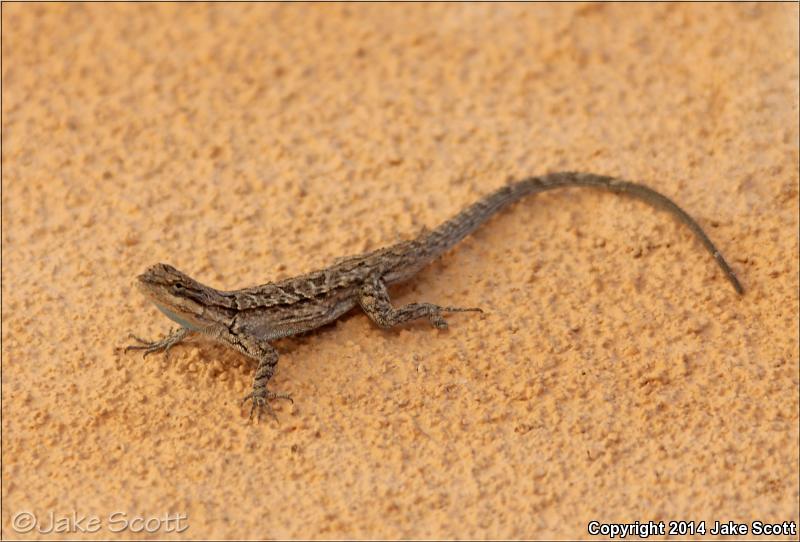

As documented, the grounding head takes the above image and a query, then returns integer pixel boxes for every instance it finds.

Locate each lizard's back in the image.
[230,240,422,310]
[226,240,423,339]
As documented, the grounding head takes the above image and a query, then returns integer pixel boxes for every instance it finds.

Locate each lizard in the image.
[126,172,744,422]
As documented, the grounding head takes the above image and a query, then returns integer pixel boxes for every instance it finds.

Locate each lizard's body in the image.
[127,172,743,420]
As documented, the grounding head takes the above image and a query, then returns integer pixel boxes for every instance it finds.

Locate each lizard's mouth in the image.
[135,276,159,300]
[134,264,189,308]
[135,267,165,296]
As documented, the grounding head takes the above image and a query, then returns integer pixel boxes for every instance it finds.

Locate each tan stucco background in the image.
[3,3,798,539]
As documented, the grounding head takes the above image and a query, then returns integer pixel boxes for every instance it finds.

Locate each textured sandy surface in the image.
[2,3,798,540]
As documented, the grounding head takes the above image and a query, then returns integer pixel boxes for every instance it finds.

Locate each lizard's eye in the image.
[172,283,185,293]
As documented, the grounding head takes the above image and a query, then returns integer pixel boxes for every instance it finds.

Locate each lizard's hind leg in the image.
[358,275,482,330]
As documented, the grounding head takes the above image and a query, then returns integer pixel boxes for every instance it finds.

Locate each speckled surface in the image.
[2,3,798,539]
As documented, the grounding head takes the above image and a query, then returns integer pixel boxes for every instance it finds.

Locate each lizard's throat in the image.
[154,303,205,332]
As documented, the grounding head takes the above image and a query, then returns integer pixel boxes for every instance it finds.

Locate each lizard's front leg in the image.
[236,336,293,422]
[125,327,192,358]
[358,275,482,330]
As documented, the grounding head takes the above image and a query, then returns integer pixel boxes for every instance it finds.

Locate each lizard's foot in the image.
[242,389,293,423]
[125,327,189,359]
[430,306,483,329]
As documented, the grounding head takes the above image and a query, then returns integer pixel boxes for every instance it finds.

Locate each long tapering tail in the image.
[417,172,743,294]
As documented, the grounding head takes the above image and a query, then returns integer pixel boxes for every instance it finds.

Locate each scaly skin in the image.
[126,172,743,422]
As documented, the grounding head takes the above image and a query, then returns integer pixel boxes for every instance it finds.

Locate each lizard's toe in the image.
[443,306,484,314]
[269,391,294,404]
[242,390,291,423]
[432,317,449,329]
[123,328,187,360]
[242,393,265,421]
[126,333,151,346]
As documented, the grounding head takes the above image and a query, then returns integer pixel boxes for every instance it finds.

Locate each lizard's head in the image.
[136,263,226,331]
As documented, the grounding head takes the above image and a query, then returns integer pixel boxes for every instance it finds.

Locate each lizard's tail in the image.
[417,172,744,294]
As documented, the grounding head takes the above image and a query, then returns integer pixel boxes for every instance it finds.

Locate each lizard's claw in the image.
[242,389,293,423]
[125,333,166,358]
[125,328,188,359]
[430,306,483,330]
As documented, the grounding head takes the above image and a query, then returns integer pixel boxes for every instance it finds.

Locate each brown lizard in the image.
[126,172,743,421]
